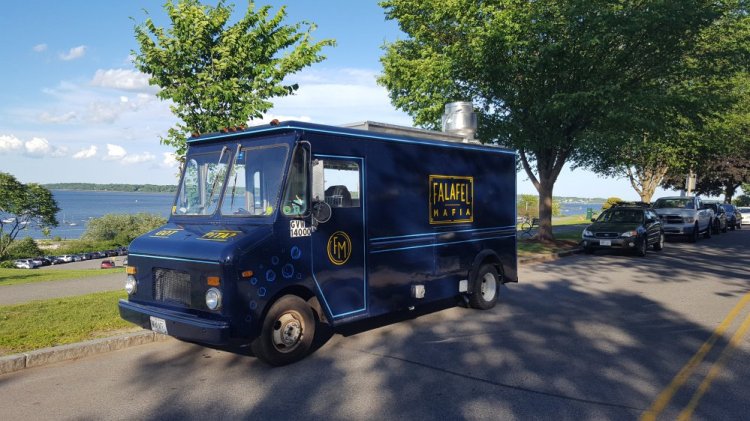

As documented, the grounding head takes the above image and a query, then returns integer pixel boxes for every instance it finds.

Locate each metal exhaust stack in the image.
[441,101,477,142]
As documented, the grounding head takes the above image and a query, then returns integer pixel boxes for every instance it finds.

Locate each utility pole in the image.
[685,170,696,196]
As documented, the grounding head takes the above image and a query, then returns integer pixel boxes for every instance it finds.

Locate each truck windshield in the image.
[173,148,231,216]
[653,198,694,209]
[221,144,288,216]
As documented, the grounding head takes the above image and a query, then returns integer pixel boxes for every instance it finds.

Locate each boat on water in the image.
[2,218,14,224]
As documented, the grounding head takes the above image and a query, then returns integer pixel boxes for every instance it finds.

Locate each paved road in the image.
[0,230,748,420]
[0,273,123,305]
[0,257,126,305]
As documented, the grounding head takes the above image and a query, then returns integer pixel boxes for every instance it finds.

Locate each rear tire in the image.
[653,232,664,251]
[704,222,712,239]
[251,295,315,366]
[469,264,499,310]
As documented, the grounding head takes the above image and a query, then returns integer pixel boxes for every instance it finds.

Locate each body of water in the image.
[21,190,174,240]
[7,190,602,240]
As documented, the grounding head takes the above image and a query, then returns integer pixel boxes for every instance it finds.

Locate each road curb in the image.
[0,330,172,376]
[518,247,582,265]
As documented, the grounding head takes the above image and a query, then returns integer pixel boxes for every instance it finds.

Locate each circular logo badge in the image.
[327,231,352,265]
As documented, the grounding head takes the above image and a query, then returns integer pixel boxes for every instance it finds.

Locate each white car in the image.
[60,255,74,263]
[14,259,36,269]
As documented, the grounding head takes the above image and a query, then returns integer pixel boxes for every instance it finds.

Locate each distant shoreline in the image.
[44,183,177,194]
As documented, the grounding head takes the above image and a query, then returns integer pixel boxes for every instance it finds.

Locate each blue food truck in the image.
[119,116,517,365]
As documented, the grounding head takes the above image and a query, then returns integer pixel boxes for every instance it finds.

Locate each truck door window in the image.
[173,150,230,215]
[320,160,360,208]
[221,144,288,216]
[282,146,308,216]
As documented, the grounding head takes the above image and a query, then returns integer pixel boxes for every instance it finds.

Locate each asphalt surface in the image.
[0,230,748,420]
[0,258,125,305]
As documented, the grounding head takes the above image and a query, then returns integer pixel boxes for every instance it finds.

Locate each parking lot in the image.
[0,230,748,420]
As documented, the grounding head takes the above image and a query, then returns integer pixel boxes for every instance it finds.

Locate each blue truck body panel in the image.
[119,121,517,346]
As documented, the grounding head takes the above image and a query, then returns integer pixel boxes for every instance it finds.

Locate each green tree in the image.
[133,0,335,158]
[0,173,59,259]
[378,0,722,241]
[517,194,561,218]
[83,213,167,245]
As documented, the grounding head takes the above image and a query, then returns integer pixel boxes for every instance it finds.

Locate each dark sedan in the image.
[721,204,742,230]
[582,205,664,256]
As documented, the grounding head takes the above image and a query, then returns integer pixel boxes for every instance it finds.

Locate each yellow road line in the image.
[640,292,750,421]
[676,310,750,421]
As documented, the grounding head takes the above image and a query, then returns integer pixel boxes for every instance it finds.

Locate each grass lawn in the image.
[0,290,136,355]
[0,267,123,286]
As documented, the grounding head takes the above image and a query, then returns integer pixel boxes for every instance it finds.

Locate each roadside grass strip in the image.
[0,267,123,286]
[641,292,750,420]
[0,291,132,355]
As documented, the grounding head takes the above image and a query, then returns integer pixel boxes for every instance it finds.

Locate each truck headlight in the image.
[621,230,638,238]
[205,288,222,310]
[684,217,695,223]
[125,275,137,295]
[582,229,593,238]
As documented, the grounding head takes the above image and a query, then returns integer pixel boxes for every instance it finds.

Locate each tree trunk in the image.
[537,181,555,242]
[626,164,668,204]
[725,183,740,203]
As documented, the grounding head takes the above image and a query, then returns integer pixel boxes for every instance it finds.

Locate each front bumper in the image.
[582,237,639,249]
[661,224,695,236]
[119,299,230,345]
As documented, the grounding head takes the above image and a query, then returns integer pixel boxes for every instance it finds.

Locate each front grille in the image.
[595,232,619,238]
[153,268,192,306]
[662,215,684,224]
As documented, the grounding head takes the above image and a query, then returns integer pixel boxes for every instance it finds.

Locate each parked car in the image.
[59,255,74,263]
[721,204,742,230]
[100,259,116,269]
[703,202,728,234]
[14,259,37,269]
[652,196,713,242]
[582,204,664,256]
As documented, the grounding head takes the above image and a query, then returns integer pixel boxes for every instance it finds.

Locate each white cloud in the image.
[59,45,87,61]
[90,69,152,92]
[0,135,23,153]
[23,137,68,158]
[33,43,48,53]
[38,111,77,124]
[104,144,127,160]
[122,152,155,165]
[161,152,179,168]
[73,145,97,159]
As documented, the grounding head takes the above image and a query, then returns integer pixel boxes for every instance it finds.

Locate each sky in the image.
[0,0,698,199]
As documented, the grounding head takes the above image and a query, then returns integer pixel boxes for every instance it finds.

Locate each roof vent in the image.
[441,102,477,140]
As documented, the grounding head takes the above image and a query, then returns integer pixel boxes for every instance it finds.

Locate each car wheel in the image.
[584,246,594,255]
[251,295,316,366]
[704,222,712,239]
[688,224,698,243]
[653,232,664,251]
[637,237,647,257]
[469,264,500,310]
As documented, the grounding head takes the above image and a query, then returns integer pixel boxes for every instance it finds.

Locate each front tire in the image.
[251,295,316,366]
[704,222,712,239]
[688,224,699,243]
[637,237,648,257]
[469,264,500,310]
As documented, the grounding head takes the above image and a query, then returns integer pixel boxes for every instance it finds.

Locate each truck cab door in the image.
[310,155,367,321]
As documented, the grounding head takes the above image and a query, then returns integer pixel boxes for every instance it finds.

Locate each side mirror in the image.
[311,200,332,225]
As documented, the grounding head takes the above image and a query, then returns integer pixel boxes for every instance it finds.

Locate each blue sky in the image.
[0,0,691,199]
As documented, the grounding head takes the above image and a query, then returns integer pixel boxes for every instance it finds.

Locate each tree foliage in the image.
[601,197,624,211]
[378,0,723,241]
[517,194,561,218]
[82,213,167,245]
[0,173,59,259]
[133,0,335,158]
[5,237,43,260]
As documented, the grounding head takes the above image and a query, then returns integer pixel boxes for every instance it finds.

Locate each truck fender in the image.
[467,250,505,294]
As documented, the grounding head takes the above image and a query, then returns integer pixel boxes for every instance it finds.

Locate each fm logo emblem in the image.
[327,231,352,265]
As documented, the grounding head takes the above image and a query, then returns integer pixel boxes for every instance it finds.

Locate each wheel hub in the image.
[481,273,497,301]
[272,312,304,352]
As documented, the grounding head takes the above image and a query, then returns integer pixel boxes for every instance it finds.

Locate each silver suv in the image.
[652,196,713,242]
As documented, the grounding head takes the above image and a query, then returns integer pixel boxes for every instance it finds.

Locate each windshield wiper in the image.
[229,144,242,210]
[204,146,228,213]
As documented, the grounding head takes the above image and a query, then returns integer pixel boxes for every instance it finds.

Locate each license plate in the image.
[150,316,168,335]
[599,240,612,246]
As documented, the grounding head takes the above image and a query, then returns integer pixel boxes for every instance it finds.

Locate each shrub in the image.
[6,237,43,259]
[0,260,16,268]
[82,213,166,245]
[601,197,623,211]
